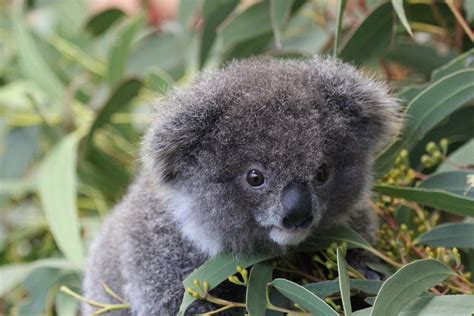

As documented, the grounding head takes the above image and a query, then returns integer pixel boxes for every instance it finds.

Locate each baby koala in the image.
[83,57,401,315]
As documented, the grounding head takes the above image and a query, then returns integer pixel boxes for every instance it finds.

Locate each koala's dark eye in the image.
[315,164,329,184]
[246,169,265,187]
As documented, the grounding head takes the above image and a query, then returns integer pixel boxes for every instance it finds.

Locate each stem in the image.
[368,248,402,268]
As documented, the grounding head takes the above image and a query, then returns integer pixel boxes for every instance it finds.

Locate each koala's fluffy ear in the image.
[311,57,403,154]
[141,101,220,183]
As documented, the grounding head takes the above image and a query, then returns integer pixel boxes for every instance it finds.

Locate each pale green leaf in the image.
[107,15,144,86]
[370,259,454,316]
[37,133,84,267]
[271,278,338,315]
[391,0,413,37]
[375,69,474,176]
[0,258,77,296]
[246,263,273,316]
[178,253,274,315]
[337,248,352,316]
[415,223,474,249]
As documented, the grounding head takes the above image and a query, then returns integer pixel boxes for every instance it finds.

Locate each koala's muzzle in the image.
[280,182,313,229]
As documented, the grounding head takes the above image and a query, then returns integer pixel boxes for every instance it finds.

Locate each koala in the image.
[82,57,402,316]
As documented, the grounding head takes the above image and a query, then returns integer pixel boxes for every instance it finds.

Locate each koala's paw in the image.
[345,249,385,280]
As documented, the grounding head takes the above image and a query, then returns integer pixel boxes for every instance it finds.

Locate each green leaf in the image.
[384,42,457,77]
[178,253,274,315]
[375,69,474,176]
[391,0,413,37]
[431,48,474,81]
[85,78,143,151]
[37,133,84,267]
[333,0,347,57]
[399,294,474,315]
[271,279,338,315]
[420,171,474,198]
[415,223,474,249]
[304,280,383,299]
[370,259,454,316]
[270,0,294,48]
[0,258,77,296]
[146,71,174,94]
[246,263,273,316]
[304,226,373,252]
[375,184,474,217]
[199,0,239,68]
[464,0,474,22]
[107,15,144,86]
[339,2,393,64]
[220,1,273,47]
[10,6,64,103]
[337,248,352,316]
[361,294,474,315]
[438,139,474,172]
[85,8,126,36]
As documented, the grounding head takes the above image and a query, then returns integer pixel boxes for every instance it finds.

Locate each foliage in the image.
[0,0,473,315]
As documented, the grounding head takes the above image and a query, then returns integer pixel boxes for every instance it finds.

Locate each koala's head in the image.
[142,57,402,256]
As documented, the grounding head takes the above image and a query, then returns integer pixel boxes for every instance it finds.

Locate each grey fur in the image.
[83,57,402,315]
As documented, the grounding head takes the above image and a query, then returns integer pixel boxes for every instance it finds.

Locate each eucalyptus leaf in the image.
[246,263,273,316]
[85,78,143,151]
[337,248,352,316]
[37,133,84,267]
[271,278,338,315]
[431,48,474,81]
[178,253,274,315]
[0,258,77,296]
[375,69,474,176]
[107,15,144,86]
[199,0,239,68]
[304,280,383,299]
[220,1,273,47]
[333,0,347,57]
[376,171,474,216]
[339,2,392,64]
[370,259,454,316]
[10,6,64,103]
[85,8,126,36]
[415,223,474,249]
[391,0,413,36]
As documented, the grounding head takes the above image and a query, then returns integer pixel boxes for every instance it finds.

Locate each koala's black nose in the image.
[280,182,313,229]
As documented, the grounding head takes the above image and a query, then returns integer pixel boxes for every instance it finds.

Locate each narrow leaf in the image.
[246,263,273,316]
[304,280,383,299]
[337,248,352,316]
[85,8,126,36]
[375,184,474,217]
[271,279,338,315]
[270,0,294,49]
[0,258,77,296]
[431,48,474,81]
[178,253,274,315]
[333,0,347,57]
[415,223,474,249]
[37,133,84,267]
[339,2,393,64]
[375,69,474,176]
[305,226,373,252]
[399,294,474,315]
[10,6,64,102]
[220,1,273,47]
[199,0,239,68]
[391,0,413,37]
[107,15,144,86]
[370,259,454,316]
[85,78,143,151]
